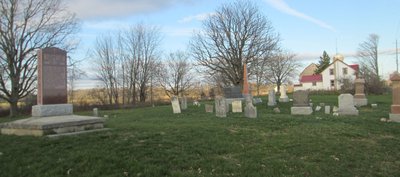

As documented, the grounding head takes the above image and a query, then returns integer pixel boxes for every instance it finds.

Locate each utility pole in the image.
[397,39,399,73]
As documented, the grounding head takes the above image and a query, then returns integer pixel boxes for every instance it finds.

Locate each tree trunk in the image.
[9,99,18,118]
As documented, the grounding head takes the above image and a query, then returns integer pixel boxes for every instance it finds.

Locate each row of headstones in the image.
[213,96,257,118]
[171,96,188,114]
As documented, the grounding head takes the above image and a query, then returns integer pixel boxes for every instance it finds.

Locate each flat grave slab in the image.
[1,115,105,136]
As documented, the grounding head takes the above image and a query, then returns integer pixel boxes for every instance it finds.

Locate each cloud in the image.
[264,0,336,32]
[178,12,216,23]
[67,0,196,19]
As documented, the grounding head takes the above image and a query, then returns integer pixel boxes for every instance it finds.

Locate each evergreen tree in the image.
[315,51,331,74]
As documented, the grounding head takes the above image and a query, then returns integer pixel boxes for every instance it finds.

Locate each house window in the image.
[329,69,334,75]
[343,68,348,75]
[330,80,335,87]
[312,82,317,86]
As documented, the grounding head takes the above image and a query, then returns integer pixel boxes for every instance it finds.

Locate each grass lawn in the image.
[0,94,399,177]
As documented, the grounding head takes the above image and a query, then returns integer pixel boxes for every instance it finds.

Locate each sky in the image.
[65,0,400,89]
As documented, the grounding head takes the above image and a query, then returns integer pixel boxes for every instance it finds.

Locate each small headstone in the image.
[193,100,200,106]
[93,108,98,117]
[244,96,257,118]
[273,107,281,113]
[205,104,213,113]
[279,85,289,102]
[267,89,277,106]
[215,96,227,117]
[309,103,313,107]
[104,115,109,118]
[319,103,325,107]
[332,106,339,113]
[291,90,313,115]
[325,106,331,114]
[179,97,187,110]
[171,96,181,114]
[232,100,242,113]
[315,106,321,111]
[337,94,359,115]
[371,104,378,108]
[253,98,262,104]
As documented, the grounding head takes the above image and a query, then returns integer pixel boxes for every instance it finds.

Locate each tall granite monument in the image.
[353,78,368,107]
[390,73,400,122]
[1,47,105,136]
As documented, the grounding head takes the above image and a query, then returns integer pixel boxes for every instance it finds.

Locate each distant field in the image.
[0,94,399,177]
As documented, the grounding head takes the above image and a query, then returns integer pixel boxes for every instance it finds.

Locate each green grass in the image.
[0,94,400,177]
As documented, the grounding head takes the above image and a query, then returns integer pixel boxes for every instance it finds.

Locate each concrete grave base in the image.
[291,107,313,115]
[354,98,368,107]
[338,109,359,116]
[389,114,400,122]
[279,97,289,102]
[0,115,105,136]
[32,104,73,117]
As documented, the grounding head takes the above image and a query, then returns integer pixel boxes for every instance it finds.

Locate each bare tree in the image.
[264,51,300,93]
[190,0,279,87]
[93,35,120,105]
[357,34,383,94]
[123,24,162,103]
[67,57,86,103]
[157,51,195,97]
[0,0,79,117]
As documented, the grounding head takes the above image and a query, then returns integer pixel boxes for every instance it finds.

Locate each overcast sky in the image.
[65,0,400,89]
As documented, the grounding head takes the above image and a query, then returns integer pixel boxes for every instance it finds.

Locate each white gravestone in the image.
[338,94,359,115]
[171,96,181,114]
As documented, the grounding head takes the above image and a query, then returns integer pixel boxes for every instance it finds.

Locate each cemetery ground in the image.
[0,94,399,177]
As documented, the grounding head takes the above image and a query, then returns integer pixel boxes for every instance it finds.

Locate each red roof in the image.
[349,64,359,71]
[300,74,322,83]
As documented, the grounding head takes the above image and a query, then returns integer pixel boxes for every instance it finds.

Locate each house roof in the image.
[300,74,322,83]
[299,63,317,77]
[349,64,359,71]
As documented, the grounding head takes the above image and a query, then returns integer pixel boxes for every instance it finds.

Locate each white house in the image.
[295,54,359,91]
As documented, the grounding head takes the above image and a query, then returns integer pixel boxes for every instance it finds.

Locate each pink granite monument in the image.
[390,73,400,122]
[37,47,68,104]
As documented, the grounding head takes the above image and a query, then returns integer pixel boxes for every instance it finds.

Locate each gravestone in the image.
[315,106,322,111]
[267,89,276,106]
[253,98,262,104]
[371,104,378,108]
[171,96,181,114]
[244,96,257,118]
[273,107,281,113]
[279,85,289,102]
[179,97,187,110]
[223,86,243,98]
[32,47,72,117]
[93,108,98,117]
[232,100,242,113]
[205,104,213,113]
[215,96,227,117]
[354,78,368,107]
[291,90,313,115]
[1,47,105,136]
[337,94,359,115]
[37,47,67,105]
[325,106,331,114]
[389,73,400,122]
